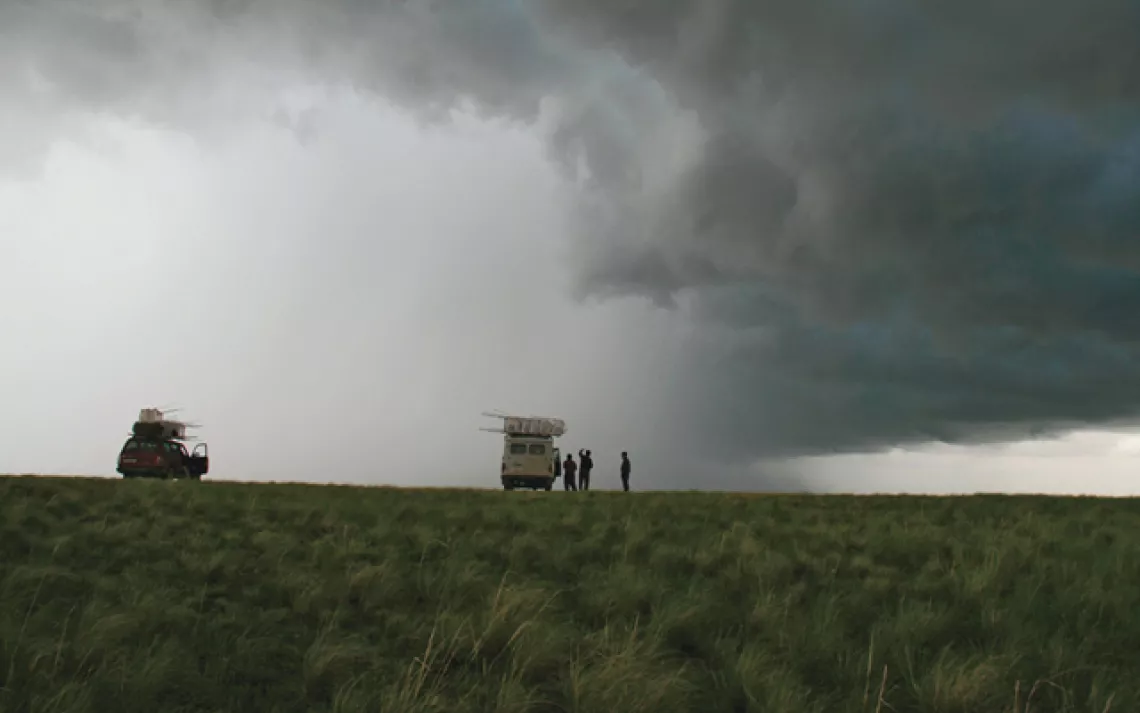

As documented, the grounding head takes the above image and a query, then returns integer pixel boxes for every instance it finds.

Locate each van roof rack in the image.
[479,412,567,437]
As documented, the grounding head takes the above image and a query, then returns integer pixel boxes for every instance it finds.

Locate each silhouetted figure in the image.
[578,449,593,491]
[620,451,631,492]
[563,454,577,491]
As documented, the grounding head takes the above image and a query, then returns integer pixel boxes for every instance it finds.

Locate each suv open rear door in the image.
[188,443,210,478]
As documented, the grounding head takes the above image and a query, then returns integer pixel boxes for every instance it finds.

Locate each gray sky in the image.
[3,0,1140,494]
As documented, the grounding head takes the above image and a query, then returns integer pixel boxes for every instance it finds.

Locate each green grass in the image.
[1,476,1136,713]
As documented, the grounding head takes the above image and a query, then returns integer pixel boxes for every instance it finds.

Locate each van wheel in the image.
[503,483,513,491]
[544,482,552,491]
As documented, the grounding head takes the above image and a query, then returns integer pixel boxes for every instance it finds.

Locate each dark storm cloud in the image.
[9,0,1140,462]
[529,0,1140,460]
[673,296,1140,462]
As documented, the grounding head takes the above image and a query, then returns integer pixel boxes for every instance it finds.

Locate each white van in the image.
[501,434,561,490]
[482,413,567,491]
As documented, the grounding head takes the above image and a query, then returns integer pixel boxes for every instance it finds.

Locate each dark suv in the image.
[117,437,209,480]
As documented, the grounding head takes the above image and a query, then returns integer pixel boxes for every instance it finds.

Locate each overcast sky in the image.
[3,0,1140,494]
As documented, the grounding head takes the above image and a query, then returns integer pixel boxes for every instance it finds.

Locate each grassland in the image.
[1,476,1136,713]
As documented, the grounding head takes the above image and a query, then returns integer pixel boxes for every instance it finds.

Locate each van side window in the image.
[509,444,527,454]
[527,444,546,455]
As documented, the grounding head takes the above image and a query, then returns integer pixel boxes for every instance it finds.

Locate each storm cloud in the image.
[7,0,1140,465]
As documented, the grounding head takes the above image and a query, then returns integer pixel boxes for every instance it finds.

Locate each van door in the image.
[505,440,527,475]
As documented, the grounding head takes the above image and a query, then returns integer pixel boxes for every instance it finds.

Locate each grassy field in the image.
[1,476,1136,713]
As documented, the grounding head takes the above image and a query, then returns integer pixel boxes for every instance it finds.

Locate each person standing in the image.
[578,449,593,491]
[563,453,578,491]
[619,451,631,492]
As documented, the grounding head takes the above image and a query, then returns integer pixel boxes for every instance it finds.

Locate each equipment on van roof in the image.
[481,412,567,437]
[481,412,567,491]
